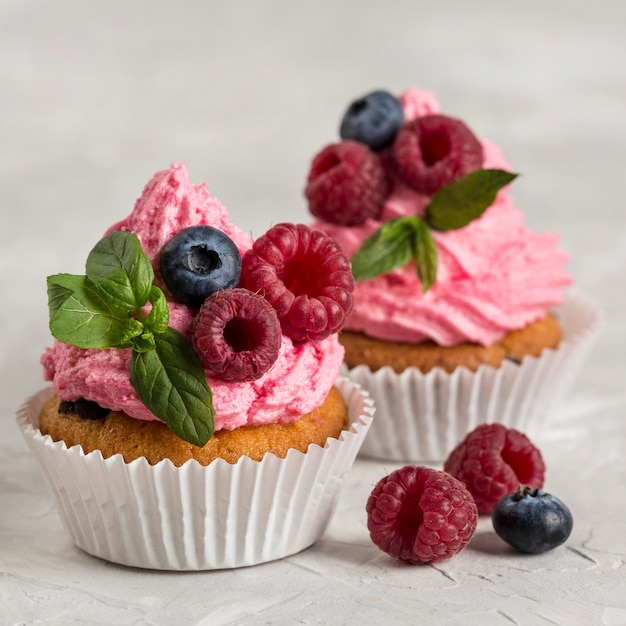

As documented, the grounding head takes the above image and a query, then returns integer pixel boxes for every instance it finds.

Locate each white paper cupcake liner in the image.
[16,377,374,571]
[346,292,602,463]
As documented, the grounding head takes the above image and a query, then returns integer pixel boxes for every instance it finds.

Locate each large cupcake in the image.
[305,87,601,462]
[18,163,374,570]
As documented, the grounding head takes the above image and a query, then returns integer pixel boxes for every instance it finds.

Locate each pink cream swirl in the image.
[312,88,571,346]
[42,164,345,430]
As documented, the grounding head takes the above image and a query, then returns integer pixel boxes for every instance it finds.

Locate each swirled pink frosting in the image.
[42,164,345,430]
[312,88,571,346]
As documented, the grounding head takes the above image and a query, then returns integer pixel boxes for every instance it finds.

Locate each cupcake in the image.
[17,163,374,570]
[304,87,601,462]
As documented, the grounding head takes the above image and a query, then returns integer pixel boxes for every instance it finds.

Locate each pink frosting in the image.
[312,88,571,346]
[42,163,345,430]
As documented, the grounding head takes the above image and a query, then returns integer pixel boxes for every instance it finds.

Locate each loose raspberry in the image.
[444,424,546,515]
[366,466,478,564]
[392,114,483,194]
[192,288,281,382]
[305,140,388,226]
[240,223,354,342]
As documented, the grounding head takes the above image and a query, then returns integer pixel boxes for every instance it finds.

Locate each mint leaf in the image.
[86,230,154,311]
[351,217,418,281]
[130,330,157,353]
[47,274,130,348]
[412,220,438,292]
[121,316,146,345]
[143,285,169,335]
[351,216,439,291]
[130,327,214,447]
[425,169,518,231]
[49,232,216,447]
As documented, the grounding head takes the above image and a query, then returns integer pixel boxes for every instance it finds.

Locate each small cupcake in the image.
[304,87,601,462]
[17,164,374,570]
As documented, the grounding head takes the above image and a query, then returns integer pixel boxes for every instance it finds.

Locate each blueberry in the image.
[160,226,242,306]
[339,90,404,151]
[59,398,110,420]
[492,486,573,554]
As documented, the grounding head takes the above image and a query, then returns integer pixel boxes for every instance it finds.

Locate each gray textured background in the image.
[2,2,625,623]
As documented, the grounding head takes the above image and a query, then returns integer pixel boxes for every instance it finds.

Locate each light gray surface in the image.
[1,2,625,624]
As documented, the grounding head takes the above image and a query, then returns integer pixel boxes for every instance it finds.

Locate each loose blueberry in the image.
[59,398,110,420]
[160,226,242,306]
[339,90,404,151]
[492,485,573,554]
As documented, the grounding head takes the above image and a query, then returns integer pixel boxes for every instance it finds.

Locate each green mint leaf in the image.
[425,169,518,231]
[130,327,214,447]
[412,220,438,292]
[130,330,157,353]
[120,317,148,346]
[351,217,419,281]
[47,274,130,349]
[143,285,169,335]
[86,230,154,311]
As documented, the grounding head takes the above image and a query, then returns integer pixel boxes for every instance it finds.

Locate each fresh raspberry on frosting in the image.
[240,223,355,342]
[305,141,388,226]
[193,288,282,382]
[392,114,484,194]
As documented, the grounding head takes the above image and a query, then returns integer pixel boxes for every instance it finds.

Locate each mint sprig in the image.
[47,230,214,447]
[351,169,518,291]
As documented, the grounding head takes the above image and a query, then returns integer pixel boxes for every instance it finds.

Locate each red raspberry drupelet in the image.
[366,466,478,564]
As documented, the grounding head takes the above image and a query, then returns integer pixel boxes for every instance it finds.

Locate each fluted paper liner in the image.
[348,292,602,462]
[17,377,374,571]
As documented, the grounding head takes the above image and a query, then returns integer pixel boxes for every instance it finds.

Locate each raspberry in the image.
[366,466,478,564]
[392,114,483,194]
[305,140,388,226]
[192,288,281,382]
[444,424,546,515]
[240,223,355,342]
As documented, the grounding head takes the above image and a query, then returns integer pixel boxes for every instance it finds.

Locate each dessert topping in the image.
[193,288,282,382]
[44,165,350,434]
[241,223,355,342]
[47,230,214,447]
[160,225,242,307]
[366,465,478,564]
[392,114,484,194]
[492,486,573,554]
[339,89,404,151]
[305,140,388,226]
[351,168,517,291]
[444,423,546,515]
